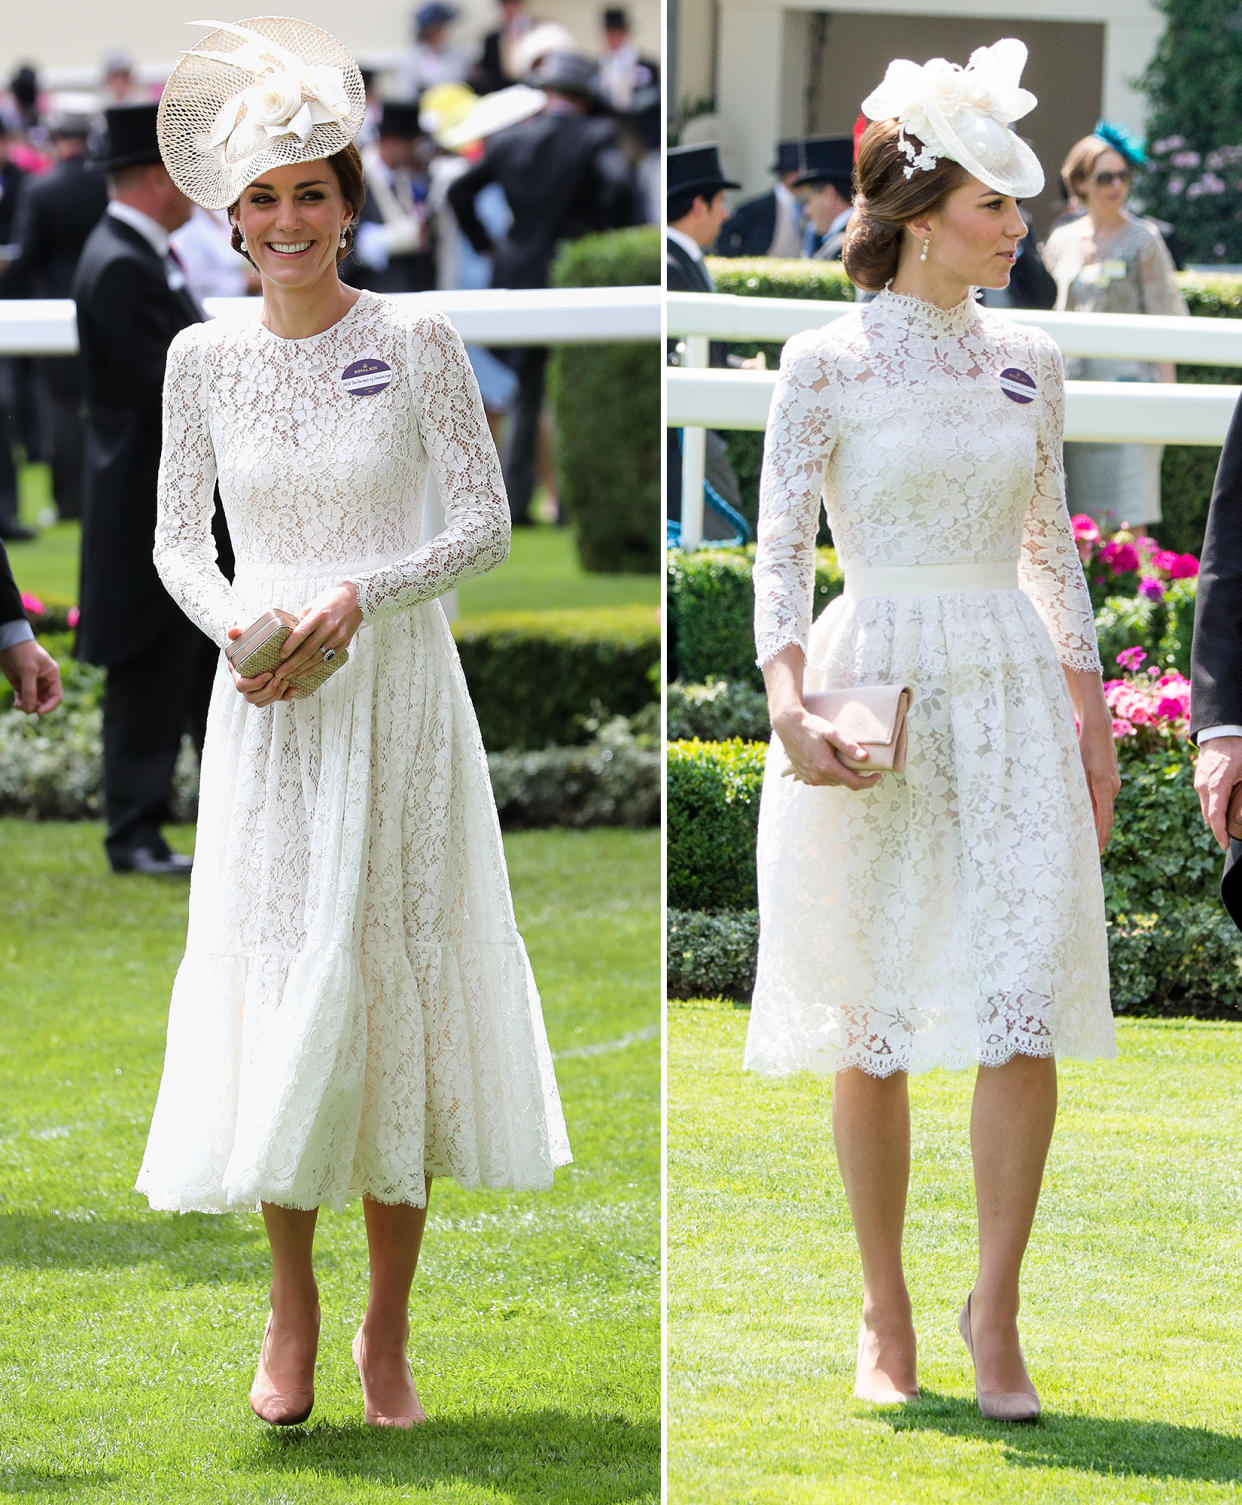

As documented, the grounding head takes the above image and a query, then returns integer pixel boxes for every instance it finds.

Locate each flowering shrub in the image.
[1073,515,1199,612]
[1105,647,1191,744]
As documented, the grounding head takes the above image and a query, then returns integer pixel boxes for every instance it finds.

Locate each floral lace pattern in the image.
[745,290,1114,1078]
[138,291,570,1211]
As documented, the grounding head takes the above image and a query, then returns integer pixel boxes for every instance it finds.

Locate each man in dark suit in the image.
[716,140,804,259]
[0,539,61,714]
[796,136,855,260]
[471,0,532,95]
[666,143,747,535]
[1192,396,1242,926]
[448,52,638,522]
[344,100,435,295]
[73,103,230,876]
[2,95,109,524]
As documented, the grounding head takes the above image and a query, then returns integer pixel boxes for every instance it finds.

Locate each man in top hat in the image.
[666,143,749,535]
[345,99,435,295]
[597,8,658,115]
[716,139,805,258]
[448,51,639,522]
[72,102,232,876]
[795,135,855,260]
[471,0,534,96]
[1,93,109,527]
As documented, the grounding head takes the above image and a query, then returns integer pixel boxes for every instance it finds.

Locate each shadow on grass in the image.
[0,1211,265,1282]
[882,1391,1242,1485]
[249,1409,659,1504]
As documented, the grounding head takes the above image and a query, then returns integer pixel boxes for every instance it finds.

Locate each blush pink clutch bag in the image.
[787,685,912,774]
[226,609,348,699]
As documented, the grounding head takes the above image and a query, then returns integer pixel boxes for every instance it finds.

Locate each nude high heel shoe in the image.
[249,1312,316,1426]
[352,1327,426,1428]
[957,1294,1041,1422]
[853,1323,920,1404]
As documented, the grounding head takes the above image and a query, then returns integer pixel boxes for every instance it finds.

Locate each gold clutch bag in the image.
[226,609,348,699]
[792,685,912,773]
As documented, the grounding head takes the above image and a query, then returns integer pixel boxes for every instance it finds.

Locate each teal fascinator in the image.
[1092,119,1147,167]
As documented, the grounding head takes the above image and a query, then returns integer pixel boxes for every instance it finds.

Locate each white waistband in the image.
[843,562,1020,598]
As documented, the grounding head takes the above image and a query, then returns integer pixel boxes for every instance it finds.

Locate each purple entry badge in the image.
[999,367,1036,404]
[341,358,393,396]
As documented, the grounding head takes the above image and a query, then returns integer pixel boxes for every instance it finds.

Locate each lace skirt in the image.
[136,562,571,1212]
[745,575,1115,1078]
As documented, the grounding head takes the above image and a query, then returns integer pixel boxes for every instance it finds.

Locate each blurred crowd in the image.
[0,2,658,540]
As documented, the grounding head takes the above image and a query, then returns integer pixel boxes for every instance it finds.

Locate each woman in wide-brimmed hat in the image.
[138,15,569,1430]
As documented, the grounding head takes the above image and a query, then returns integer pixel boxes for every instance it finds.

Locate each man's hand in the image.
[0,637,63,714]
[1194,735,1242,849]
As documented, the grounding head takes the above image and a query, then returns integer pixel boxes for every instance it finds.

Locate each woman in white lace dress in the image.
[135,18,569,1428]
[748,42,1118,1420]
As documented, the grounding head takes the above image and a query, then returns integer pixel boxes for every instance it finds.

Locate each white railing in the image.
[668,293,1242,548]
[0,285,662,355]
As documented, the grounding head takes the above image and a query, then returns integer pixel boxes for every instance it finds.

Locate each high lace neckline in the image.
[256,287,372,345]
[873,286,980,336]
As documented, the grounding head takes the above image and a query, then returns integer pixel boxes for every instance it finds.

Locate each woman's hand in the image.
[773,705,882,790]
[1078,709,1120,852]
[225,624,295,705]
[274,583,364,684]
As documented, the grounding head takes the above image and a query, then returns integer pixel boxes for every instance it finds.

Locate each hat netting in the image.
[157,17,366,210]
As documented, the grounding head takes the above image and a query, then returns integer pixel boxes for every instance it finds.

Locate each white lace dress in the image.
[745,289,1115,1078]
[135,290,571,1211]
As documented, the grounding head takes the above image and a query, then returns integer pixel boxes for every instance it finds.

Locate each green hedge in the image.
[666,907,758,1000]
[667,678,770,743]
[666,737,766,912]
[702,260,1242,558]
[453,605,658,748]
[1093,578,1197,677]
[549,226,660,574]
[667,545,842,687]
[664,731,1242,1016]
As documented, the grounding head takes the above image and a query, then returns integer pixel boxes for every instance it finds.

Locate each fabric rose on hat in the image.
[210,61,351,160]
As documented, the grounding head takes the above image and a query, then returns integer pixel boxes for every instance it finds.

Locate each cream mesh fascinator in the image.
[860,38,1045,199]
[156,17,366,209]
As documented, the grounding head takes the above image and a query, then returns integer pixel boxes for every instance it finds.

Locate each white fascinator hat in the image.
[156,17,367,210]
[860,38,1045,199]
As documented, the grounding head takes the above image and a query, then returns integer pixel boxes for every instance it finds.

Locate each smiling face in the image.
[231,158,356,289]
[914,175,1028,289]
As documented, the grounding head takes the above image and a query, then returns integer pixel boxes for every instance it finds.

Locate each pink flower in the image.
[1156,696,1189,720]
[1116,646,1147,671]
[1138,576,1166,601]
[1170,553,1200,579]
[1071,514,1100,544]
[1112,718,1135,739]
[20,591,45,616]
[1105,542,1141,574]
[1151,549,1180,574]
[67,605,79,628]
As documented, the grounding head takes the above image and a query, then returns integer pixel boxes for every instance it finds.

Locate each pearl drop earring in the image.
[238,235,247,253]
[920,237,930,262]
[339,230,348,249]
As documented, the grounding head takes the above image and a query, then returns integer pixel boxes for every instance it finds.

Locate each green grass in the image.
[10,463,657,617]
[668,999,1242,1504]
[0,821,658,1504]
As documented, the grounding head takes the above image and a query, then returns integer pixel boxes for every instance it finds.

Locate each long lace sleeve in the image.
[153,326,244,649]
[1018,334,1102,672]
[1136,224,1187,317]
[349,312,508,622]
[753,332,837,666]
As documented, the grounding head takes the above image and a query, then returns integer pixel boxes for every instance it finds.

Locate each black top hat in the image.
[525,51,599,99]
[791,135,854,188]
[603,7,629,28]
[770,139,802,175]
[90,102,163,172]
[379,99,424,139]
[667,143,740,202]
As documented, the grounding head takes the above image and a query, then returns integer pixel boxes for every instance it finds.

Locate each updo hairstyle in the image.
[228,142,366,267]
[1059,135,1117,199]
[842,119,970,292]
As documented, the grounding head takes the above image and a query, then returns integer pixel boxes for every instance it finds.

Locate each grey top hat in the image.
[525,51,600,99]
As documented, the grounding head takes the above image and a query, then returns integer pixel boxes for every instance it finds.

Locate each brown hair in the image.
[1060,135,1117,198]
[228,143,366,266]
[842,119,971,292]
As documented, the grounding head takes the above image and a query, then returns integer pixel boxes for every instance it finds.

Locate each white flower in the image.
[207,62,351,156]
[244,68,304,131]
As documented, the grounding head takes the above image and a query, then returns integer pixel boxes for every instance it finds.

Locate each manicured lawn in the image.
[10,463,657,616]
[667,999,1242,1505]
[0,821,659,1504]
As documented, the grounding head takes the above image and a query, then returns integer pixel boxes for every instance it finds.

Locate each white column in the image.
[1101,16,1164,132]
[717,0,787,195]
